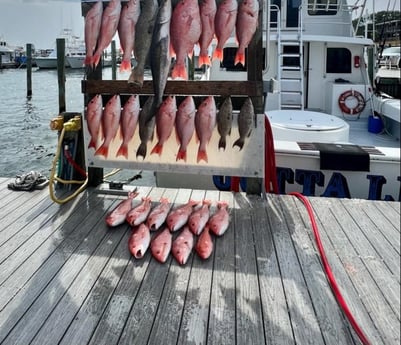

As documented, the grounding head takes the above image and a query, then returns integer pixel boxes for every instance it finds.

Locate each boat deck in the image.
[0,177,399,345]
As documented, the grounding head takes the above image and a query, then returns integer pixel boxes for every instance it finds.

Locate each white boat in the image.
[66,53,113,69]
[0,40,16,68]
[156,0,400,201]
[34,29,86,69]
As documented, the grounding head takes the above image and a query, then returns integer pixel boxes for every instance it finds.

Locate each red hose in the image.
[64,147,87,178]
[290,192,371,345]
[264,114,370,345]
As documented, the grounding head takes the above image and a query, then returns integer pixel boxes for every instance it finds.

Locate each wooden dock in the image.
[0,177,399,345]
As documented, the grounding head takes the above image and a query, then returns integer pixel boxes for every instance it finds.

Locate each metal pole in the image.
[26,43,33,97]
[56,38,66,113]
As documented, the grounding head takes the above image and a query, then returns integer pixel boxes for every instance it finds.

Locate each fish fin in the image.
[212,48,223,62]
[198,54,211,67]
[92,54,101,68]
[88,138,97,150]
[232,138,244,151]
[128,70,144,87]
[94,144,109,157]
[171,62,188,80]
[176,149,187,162]
[218,137,226,151]
[234,51,245,67]
[150,143,163,156]
[197,149,208,163]
[136,142,147,159]
[116,145,128,159]
[120,59,131,72]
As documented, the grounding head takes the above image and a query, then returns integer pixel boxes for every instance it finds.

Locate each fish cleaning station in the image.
[0,1,399,345]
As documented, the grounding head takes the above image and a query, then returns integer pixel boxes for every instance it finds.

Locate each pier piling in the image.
[26,43,33,97]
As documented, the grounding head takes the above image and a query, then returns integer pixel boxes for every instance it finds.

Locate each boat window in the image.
[287,0,301,27]
[308,0,338,16]
[326,48,351,73]
[270,0,281,28]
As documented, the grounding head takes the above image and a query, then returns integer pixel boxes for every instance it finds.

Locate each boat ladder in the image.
[275,6,304,110]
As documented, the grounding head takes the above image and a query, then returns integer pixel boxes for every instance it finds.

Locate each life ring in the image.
[338,89,366,115]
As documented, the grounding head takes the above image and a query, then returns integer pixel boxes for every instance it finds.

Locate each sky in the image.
[0,0,399,50]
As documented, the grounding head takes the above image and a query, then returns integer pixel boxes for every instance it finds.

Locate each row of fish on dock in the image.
[86,92,255,162]
[84,0,259,108]
[106,190,230,264]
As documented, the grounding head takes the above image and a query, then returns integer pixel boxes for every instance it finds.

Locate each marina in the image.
[0,178,399,345]
[0,1,400,344]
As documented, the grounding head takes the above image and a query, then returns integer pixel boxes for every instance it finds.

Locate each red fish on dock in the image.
[105,190,139,227]
[151,227,173,263]
[146,197,171,231]
[126,196,152,227]
[188,199,211,235]
[166,200,199,232]
[195,225,213,259]
[208,201,230,236]
[128,223,151,259]
[172,226,194,265]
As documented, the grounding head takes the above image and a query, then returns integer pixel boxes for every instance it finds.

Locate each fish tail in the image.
[176,149,187,162]
[197,149,208,163]
[234,51,245,67]
[128,69,144,86]
[84,56,92,66]
[136,142,147,159]
[94,144,109,157]
[116,144,128,159]
[212,48,223,62]
[150,143,163,156]
[198,54,211,67]
[232,138,245,151]
[171,62,188,80]
[88,138,97,150]
[218,137,226,151]
[119,59,132,72]
[92,54,101,68]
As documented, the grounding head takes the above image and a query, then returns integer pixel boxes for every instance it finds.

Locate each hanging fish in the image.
[170,0,202,80]
[235,0,259,66]
[198,0,217,67]
[117,94,140,159]
[175,96,196,162]
[118,0,141,72]
[136,96,156,160]
[212,0,238,62]
[84,0,103,67]
[86,94,103,150]
[92,0,122,68]
[216,96,233,150]
[128,0,159,86]
[195,96,217,163]
[95,94,121,158]
[233,97,254,150]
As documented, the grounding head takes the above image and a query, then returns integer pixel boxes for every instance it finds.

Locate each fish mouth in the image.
[134,248,144,259]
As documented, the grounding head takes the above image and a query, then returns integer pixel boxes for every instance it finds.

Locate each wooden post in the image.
[111,40,117,80]
[26,43,33,97]
[56,38,66,113]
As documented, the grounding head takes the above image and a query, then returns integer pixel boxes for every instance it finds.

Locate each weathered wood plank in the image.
[233,193,266,345]
[266,194,326,345]
[0,196,121,344]
[309,197,398,345]
[207,191,236,345]
[278,195,355,344]
[82,80,264,98]
[247,194,296,345]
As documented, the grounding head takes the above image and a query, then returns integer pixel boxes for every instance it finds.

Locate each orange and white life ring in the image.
[338,90,366,115]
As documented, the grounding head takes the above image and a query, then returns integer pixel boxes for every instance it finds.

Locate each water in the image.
[0,67,155,186]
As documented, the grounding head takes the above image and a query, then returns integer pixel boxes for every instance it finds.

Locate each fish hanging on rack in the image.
[195,96,217,163]
[233,97,254,150]
[212,0,238,62]
[84,0,103,67]
[128,0,159,86]
[92,0,122,68]
[235,0,259,66]
[95,94,121,158]
[175,96,196,162]
[86,94,103,150]
[216,96,233,151]
[116,94,140,159]
[118,0,141,72]
[170,0,202,80]
[198,0,217,67]
[136,96,156,160]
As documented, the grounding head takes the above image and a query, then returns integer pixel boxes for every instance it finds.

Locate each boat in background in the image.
[156,0,400,201]
[34,29,86,69]
[66,51,113,69]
